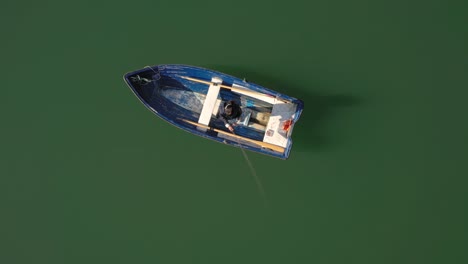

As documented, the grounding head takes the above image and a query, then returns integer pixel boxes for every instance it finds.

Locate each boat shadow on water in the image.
[207,65,362,152]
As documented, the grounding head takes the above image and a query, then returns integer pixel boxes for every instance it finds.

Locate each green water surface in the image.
[1,0,467,263]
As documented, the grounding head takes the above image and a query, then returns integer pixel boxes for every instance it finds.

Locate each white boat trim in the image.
[198,77,222,126]
[232,83,278,104]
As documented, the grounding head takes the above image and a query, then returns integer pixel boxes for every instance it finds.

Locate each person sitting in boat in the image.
[217,100,242,132]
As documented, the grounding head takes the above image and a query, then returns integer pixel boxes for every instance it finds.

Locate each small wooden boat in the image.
[123,65,304,159]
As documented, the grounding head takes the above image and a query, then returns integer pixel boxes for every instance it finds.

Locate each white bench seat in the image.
[198,77,222,126]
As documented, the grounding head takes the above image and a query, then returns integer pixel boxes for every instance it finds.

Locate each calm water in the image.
[2,0,467,263]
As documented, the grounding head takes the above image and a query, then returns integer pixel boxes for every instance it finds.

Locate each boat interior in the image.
[126,68,274,142]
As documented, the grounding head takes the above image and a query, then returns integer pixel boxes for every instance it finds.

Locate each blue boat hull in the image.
[123,65,304,159]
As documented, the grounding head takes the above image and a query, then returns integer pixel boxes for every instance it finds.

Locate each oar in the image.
[179,118,285,153]
[179,76,278,101]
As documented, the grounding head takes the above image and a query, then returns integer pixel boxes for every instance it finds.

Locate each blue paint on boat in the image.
[123,64,304,159]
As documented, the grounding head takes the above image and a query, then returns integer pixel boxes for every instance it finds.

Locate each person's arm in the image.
[226,124,234,132]
[221,115,234,132]
[217,105,234,132]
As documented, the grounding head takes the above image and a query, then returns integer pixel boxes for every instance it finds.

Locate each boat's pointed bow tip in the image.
[123,71,134,82]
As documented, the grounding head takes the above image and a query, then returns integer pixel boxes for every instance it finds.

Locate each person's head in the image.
[224,100,238,117]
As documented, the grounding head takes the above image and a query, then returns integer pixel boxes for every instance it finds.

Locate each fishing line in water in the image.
[239,147,268,207]
[233,131,268,207]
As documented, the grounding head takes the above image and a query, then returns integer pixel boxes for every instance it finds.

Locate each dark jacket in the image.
[217,101,242,126]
